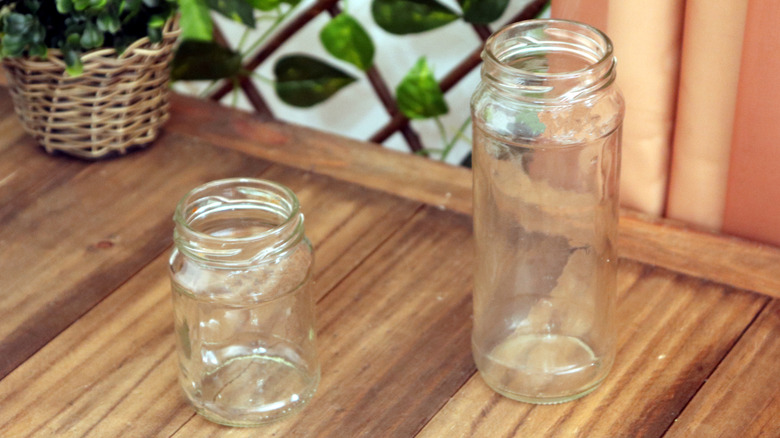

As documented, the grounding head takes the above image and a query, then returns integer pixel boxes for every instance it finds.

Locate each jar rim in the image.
[173,177,301,245]
[483,19,614,81]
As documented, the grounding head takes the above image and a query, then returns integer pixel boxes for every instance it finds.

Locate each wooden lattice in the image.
[207,0,549,157]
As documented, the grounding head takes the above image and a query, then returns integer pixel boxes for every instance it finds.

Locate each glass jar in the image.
[169,178,319,426]
[471,19,624,404]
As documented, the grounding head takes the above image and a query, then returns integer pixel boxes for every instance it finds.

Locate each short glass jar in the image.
[471,19,624,404]
[169,178,319,426]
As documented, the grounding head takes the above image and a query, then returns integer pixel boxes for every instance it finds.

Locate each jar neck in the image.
[481,19,616,103]
[173,178,305,268]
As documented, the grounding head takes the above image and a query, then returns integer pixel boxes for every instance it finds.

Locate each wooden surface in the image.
[0,89,778,437]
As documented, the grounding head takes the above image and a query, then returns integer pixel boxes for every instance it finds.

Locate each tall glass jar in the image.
[471,19,624,404]
[169,178,319,426]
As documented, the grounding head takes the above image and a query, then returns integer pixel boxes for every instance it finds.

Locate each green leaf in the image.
[320,14,374,71]
[148,25,162,42]
[171,40,242,80]
[119,0,142,14]
[97,12,121,33]
[63,47,84,76]
[73,0,91,11]
[80,21,104,49]
[23,0,41,12]
[396,57,448,119]
[67,33,82,46]
[67,33,82,47]
[178,0,213,41]
[88,0,108,11]
[148,14,166,28]
[371,0,458,35]
[56,0,74,13]
[29,22,46,45]
[4,13,33,35]
[206,0,256,27]
[246,0,280,11]
[274,55,356,107]
[1,34,26,57]
[29,44,47,58]
[461,0,509,24]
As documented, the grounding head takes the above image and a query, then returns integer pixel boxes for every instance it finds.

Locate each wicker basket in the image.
[2,19,180,159]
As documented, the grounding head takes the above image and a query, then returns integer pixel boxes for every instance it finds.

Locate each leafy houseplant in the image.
[0,0,284,158]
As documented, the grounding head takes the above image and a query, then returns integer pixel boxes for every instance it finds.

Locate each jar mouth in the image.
[173,178,304,265]
[484,19,614,79]
[482,19,616,102]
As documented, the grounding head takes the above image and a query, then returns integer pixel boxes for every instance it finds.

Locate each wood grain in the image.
[0,132,272,380]
[166,94,474,215]
[620,210,780,299]
[0,256,191,437]
[0,107,27,154]
[171,207,476,437]
[664,299,780,438]
[165,94,780,300]
[0,163,420,436]
[417,260,768,438]
[256,165,420,297]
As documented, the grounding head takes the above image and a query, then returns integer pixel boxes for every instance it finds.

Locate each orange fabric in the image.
[666,0,749,230]
[550,0,609,32]
[723,0,780,246]
[608,0,685,216]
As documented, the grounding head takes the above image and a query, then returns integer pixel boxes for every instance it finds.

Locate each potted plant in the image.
[0,0,268,159]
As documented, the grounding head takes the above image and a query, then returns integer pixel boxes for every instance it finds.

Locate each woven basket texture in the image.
[2,19,180,159]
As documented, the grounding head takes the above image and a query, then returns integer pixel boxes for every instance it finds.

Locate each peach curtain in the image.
[666,0,749,230]
[553,0,685,217]
[722,0,780,246]
[551,0,780,246]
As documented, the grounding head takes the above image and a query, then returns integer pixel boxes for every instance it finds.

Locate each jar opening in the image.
[482,19,615,101]
[173,178,304,266]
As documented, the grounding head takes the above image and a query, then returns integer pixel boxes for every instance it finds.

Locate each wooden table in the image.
[1,89,778,438]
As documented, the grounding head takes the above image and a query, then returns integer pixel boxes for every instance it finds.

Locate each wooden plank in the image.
[665,299,780,437]
[0,132,274,380]
[620,210,780,299]
[0,163,421,436]
[167,94,474,215]
[0,93,15,117]
[172,207,476,437]
[166,94,780,299]
[258,165,420,297]
[417,260,768,438]
[0,256,191,437]
[0,109,27,154]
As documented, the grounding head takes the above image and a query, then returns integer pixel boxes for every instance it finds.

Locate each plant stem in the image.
[434,117,448,159]
[231,78,240,107]
[236,27,252,53]
[241,6,295,59]
[537,0,552,18]
[440,116,472,162]
[198,80,221,98]
[249,70,275,86]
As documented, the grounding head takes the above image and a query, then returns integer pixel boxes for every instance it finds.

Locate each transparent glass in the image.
[169,178,319,426]
[471,19,624,404]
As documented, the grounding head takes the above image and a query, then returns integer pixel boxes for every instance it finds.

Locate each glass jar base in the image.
[473,334,610,404]
[483,378,604,405]
[184,354,319,427]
